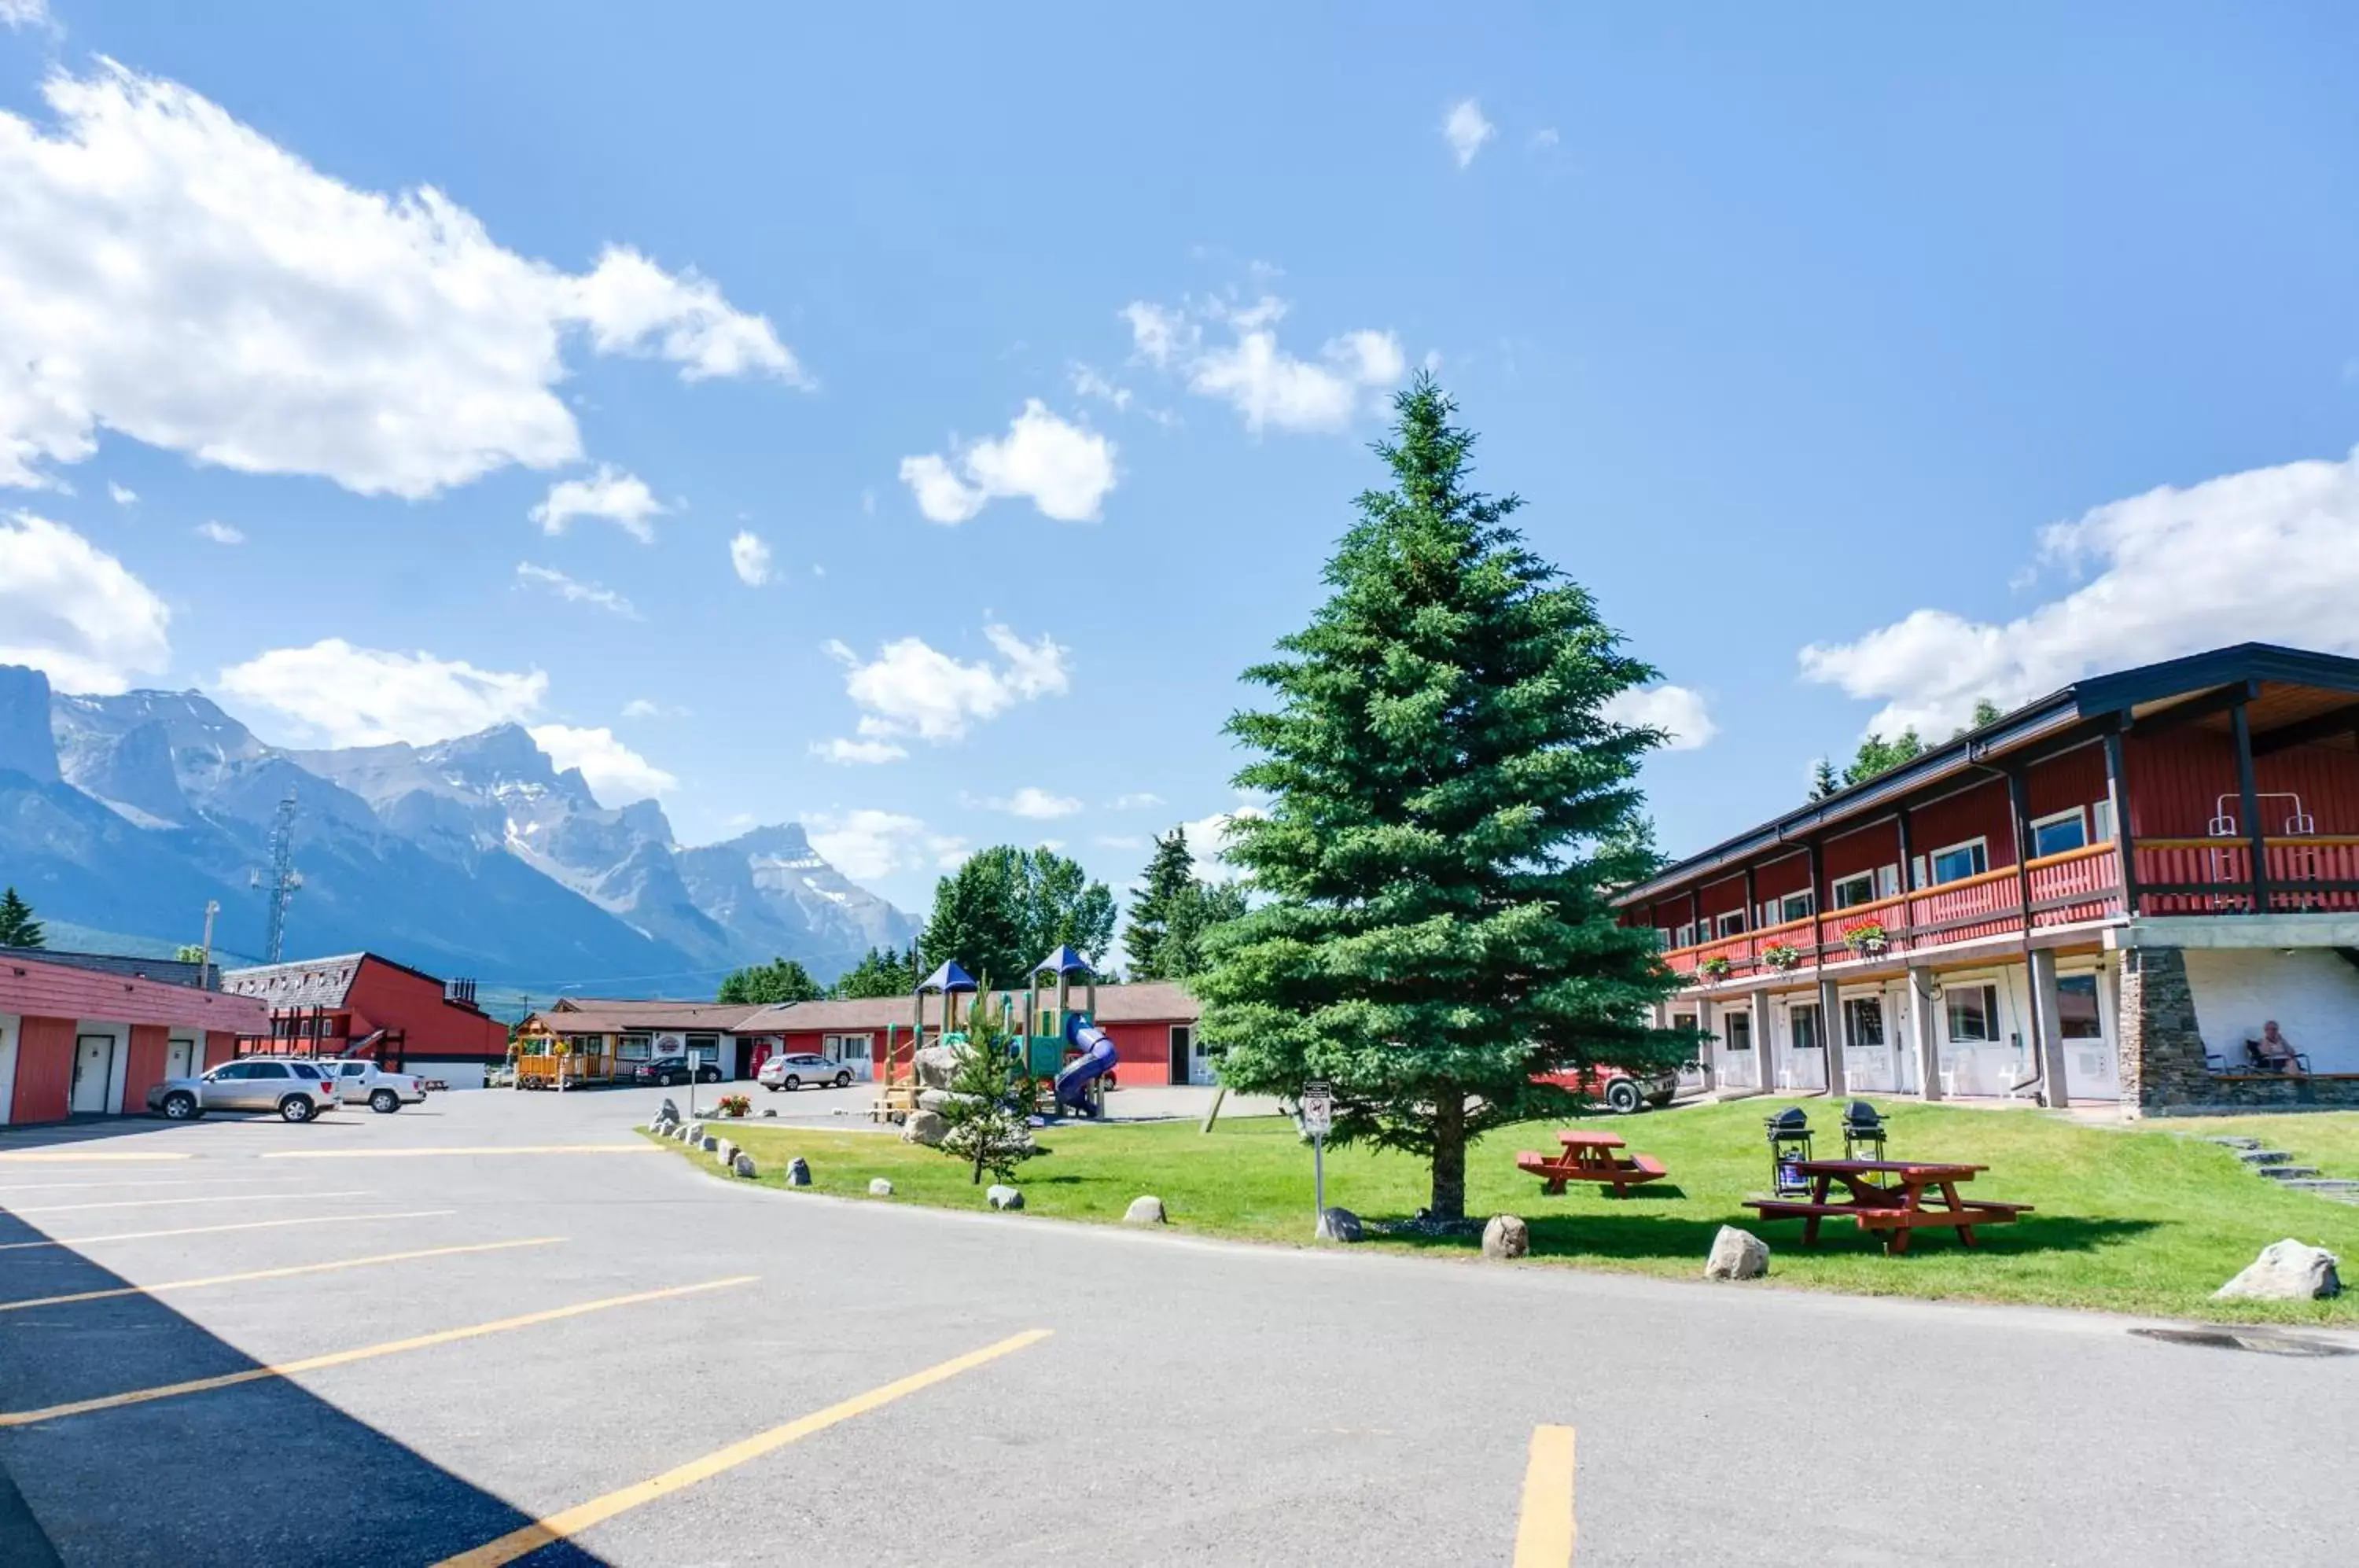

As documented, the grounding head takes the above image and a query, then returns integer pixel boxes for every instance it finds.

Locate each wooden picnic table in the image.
[1516,1128,1668,1198]
[1743,1158,2032,1254]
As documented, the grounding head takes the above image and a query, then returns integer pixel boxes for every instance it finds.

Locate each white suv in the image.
[146,1058,339,1122]
[314,1059,429,1113]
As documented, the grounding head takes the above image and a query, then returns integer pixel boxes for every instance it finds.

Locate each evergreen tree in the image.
[1844,728,1924,786]
[1157,879,1249,981]
[1123,828,1198,980]
[0,887,43,949]
[716,956,823,1006]
[1807,757,1840,801]
[1193,376,1691,1223]
[936,996,1040,1184]
[830,945,920,999]
[1969,697,2003,729]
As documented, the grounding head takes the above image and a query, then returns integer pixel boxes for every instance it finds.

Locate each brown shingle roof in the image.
[528,1000,764,1036]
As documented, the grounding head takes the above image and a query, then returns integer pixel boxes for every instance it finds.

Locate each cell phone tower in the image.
[250,790,304,963]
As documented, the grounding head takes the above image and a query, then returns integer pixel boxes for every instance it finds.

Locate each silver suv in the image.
[145,1058,339,1122]
[314,1059,428,1113]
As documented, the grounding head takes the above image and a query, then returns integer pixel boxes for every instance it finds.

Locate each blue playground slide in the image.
[1053,1018,1119,1116]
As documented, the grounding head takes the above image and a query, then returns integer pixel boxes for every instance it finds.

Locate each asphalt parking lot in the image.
[2,1086,2355,1566]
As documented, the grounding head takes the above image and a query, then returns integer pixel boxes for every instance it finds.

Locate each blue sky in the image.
[3,2,2358,912]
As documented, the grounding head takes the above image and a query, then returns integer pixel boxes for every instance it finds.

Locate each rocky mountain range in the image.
[0,664,917,992]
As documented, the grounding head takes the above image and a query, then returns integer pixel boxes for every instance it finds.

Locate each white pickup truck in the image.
[313,1058,429,1113]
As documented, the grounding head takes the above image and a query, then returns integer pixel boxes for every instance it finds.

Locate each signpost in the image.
[1301,1080,1333,1235]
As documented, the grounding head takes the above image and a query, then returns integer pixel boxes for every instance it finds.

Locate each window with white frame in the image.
[824,1034,873,1062]
[1715,911,1746,937]
[1944,983,2000,1043]
[2056,975,2103,1040]
[1927,838,1989,886]
[1654,926,1672,951]
[1776,889,1815,924]
[1831,871,1877,910]
[1842,996,1886,1049]
[2092,798,2116,843]
[1788,1003,1822,1051]
[1673,922,1696,948]
[2030,808,2087,858]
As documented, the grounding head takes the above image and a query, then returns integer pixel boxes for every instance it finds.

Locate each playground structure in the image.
[870,947,1122,1123]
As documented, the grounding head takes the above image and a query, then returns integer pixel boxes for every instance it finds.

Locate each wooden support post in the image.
[1910,967,1942,1101]
[1819,975,1847,1099]
[1695,996,1716,1095]
[1754,987,1780,1095]
[1893,808,1915,948]
[2103,724,2138,918]
[2232,698,2271,914]
[1806,840,1825,963]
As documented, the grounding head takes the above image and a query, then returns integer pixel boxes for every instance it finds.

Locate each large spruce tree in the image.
[1121,828,1198,981]
[0,887,43,949]
[1194,376,1691,1222]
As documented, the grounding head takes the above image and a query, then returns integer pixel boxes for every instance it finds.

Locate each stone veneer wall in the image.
[2121,944,2359,1115]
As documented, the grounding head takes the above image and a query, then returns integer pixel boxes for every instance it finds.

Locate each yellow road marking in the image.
[0,1209,455,1251]
[6,1190,367,1216]
[0,1150,190,1163]
[0,1237,565,1312]
[436,1329,1054,1567]
[0,1176,294,1194]
[1512,1425,1577,1567]
[0,1275,756,1428]
[262,1145,663,1159]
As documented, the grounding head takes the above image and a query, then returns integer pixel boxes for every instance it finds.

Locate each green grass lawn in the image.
[2144,1111,2359,1182]
[657,1099,2359,1324]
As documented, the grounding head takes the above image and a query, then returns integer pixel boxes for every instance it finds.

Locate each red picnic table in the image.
[1743,1159,2031,1254]
[1514,1129,1669,1198]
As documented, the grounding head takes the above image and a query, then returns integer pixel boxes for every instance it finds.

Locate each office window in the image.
[1945,984,2000,1043]
[1778,889,1815,924]
[1715,911,1746,937]
[1928,839,1989,886]
[1843,996,1886,1049]
[1789,1003,1822,1051]
[2057,975,2103,1040]
[1831,871,1877,910]
[2031,808,2087,858]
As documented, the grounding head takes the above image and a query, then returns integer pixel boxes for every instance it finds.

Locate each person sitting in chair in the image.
[2253,1021,2306,1075]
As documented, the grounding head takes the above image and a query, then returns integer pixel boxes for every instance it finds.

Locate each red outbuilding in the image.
[735,981,1209,1087]
[220,952,510,1088]
[0,947,267,1125]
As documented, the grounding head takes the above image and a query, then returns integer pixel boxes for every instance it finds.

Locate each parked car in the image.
[758,1052,853,1091]
[635,1055,722,1087]
[313,1058,429,1113]
[1535,1063,1680,1115]
[146,1058,339,1123]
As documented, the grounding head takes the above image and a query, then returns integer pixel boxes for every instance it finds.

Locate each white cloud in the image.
[811,737,909,766]
[1801,447,2359,737]
[898,400,1117,525]
[728,529,772,586]
[527,723,675,804]
[0,64,797,498]
[0,511,171,692]
[1107,791,1165,809]
[1178,804,1267,885]
[988,786,1083,819]
[215,639,547,747]
[822,624,1069,754]
[106,481,135,506]
[1600,684,1716,751]
[193,520,245,545]
[0,1,50,31]
[1125,295,1404,436]
[805,808,967,881]
[1442,99,1496,168]
[1069,363,1132,410]
[530,465,667,541]
[515,561,637,619]
[620,697,686,720]
[1094,834,1146,852]
[1529,127,1561,152]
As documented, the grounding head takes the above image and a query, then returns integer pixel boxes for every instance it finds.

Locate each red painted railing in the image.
[2136,836,2359,914]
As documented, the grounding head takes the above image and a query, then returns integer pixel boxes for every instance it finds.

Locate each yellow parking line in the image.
[0,1238,566,1312]
[7,1191,367,1216]
[436,1328,1052,1567]
[1512,1425,1577,1567]
[0,1209,455,1251]
[0,1275,756,1428]
[261,1145,664,1159]
[0,1150,190,1163]
[0,1176,293,1194]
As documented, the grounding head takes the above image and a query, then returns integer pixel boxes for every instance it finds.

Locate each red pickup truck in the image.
[1534,1064,1680,1115]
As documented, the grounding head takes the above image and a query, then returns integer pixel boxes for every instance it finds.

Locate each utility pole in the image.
[250,791,303,963]
[198,899,219,990]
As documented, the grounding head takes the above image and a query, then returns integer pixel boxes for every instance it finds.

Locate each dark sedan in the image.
[634,1054,723,1087]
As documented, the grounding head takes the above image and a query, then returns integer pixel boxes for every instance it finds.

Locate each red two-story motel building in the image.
[1621,643,2359,1117]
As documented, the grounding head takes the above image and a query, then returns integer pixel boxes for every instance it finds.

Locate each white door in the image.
[2056,974,2120,1101]
[1183,1027,1216,1085]
[71,1034,114,1113]
[166,1038,195,1079]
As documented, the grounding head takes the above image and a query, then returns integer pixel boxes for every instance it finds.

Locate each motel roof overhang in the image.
[1614,642,2359,911]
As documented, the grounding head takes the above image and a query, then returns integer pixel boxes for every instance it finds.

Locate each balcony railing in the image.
[1658,834,2359,986]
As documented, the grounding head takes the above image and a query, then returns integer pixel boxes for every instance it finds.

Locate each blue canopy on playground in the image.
[1031,945,1095,977]
[918,959,978,994]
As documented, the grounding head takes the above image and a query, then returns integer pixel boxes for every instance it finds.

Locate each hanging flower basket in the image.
[1759,943,1801,972]
[1842,921,1890,956]
[1699,956,1733,980]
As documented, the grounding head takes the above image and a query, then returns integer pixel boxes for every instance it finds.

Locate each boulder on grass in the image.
[987,1184,1025,1211]
[869,1177,895,1196]
[685,1121,705,1144]
[786,1157,812,1187]
[1705,1225,1771,1281]
[714,1139,737,1166]
[732,1152,758,1180]
[1124,1194,1168,1226]
[657,1097,680,1122]
[698,1135,719,1153]
[1481,1214,1530,1261]
[762,1107,778,1117]
[900,1110,948,1147]
[914,1045,962,1091]
[1316,1207,1363,1243]
[2215,1239,2342,1301]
